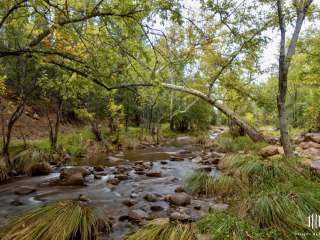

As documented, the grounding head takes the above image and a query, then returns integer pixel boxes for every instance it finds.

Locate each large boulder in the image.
[259,145,280,158]
[166,193,191,206]
[59,167,90,186]
[304,133,320,144]
[29,162,52,176]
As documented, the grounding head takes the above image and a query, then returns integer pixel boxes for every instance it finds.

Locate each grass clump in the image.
[0,161,9,183]
[186,170,239,198]
[216,134,267,153]
[1,200,112,240]
[126,218,196,240]
[11,149,51,176]
[237,187,320,239]
[197,211,280,240]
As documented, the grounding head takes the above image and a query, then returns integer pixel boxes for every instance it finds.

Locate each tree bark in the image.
[276,0,313,157]
[1,101,25,168]
[48,99,63,152]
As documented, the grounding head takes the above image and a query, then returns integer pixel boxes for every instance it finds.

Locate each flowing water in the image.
[0,136,225,239]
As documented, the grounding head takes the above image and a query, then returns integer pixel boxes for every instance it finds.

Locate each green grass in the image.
[185,171,238,198]
[0,160,9,182]
[126,218,196,240]
[1,201,112,240]
[11,149,50,176]
[197,211,281,240]
[216,134,267,153]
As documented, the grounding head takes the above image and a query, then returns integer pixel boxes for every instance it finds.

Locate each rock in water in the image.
[167,193,191,206]
[128,209,148,221]
[146,171,162,177]
[14,186,36,195]
[78,194,90,202]
[174,186,185,193]
[59,167,91,186]
[144,193,158,202]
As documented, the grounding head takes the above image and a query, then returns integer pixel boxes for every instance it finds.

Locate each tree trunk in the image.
[1,101,25,168]
[161,83,267,142]
[276,0,312,156]
[91,120,102,141]
[48,100,62,152]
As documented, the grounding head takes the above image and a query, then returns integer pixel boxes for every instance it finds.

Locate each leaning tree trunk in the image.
[161,83,267,142]
[1,101,25,168]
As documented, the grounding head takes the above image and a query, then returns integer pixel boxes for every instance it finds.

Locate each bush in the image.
[126,218,196,240]
[1,201,112,240]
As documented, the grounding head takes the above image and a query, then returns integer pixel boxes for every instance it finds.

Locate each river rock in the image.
[116,174,129,180]
[146,171,162,177]
[128,209,148,221]
[63,172,85,185]
[192,156,202,163]
[107,178,120,185]
[122,199,136,207]
[94,165,104,172]
[160,161,168,164]
[169,212,192,222]
[299,141,320,150]
[304,133,320,144]
[170,156,184,161]
[150,205,164,211]
[144,193,158,202]
[174,186,185,193]
[167,193,191,206]
[60,167,90,180]
[259,145,280,158]
[78,194,90,202]
[10,198,23,206]
[29,162,52,176]
[14,186,36,195]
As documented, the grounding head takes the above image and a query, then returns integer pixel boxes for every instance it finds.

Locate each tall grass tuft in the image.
[197,211,280,240]
[1,201,112,240]
[185,170,239,197]
[0,161,9,182]
[11,149,50,176]
[126,218,197,240]
[216,135,267,153]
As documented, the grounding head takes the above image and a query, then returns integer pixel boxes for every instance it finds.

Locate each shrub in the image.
[1,201,112,240]
[126,218,196,240]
